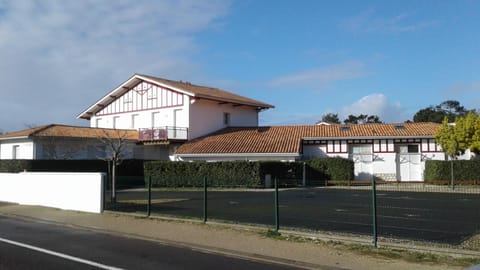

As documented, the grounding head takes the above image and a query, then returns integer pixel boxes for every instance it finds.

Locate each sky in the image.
[0,0,479,132]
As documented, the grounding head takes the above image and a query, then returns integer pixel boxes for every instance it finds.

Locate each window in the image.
[340,126,351,131]
[408,145,419,153]
[12,145,19,159]
[113,116,120,129]
[350,144,372,154]
[394,125,406,130]
[223,112,230,126]
[152,112,160,128]
[131,114,139,129]
[397,144,419,153]
[95,118,102,128]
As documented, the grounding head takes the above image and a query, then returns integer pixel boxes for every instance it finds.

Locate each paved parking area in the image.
[107,188,480,245]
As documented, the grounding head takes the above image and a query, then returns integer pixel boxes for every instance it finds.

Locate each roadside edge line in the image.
[0,236,124,270]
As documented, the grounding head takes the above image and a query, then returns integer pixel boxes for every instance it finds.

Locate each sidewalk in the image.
[0,203,472,270]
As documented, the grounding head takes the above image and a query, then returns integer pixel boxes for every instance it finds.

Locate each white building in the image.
[0,124,138,160]
[0,73,457,181]
[174,123,446,181]
[77,73,273,160]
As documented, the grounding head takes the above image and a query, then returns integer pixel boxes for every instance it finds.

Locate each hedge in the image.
[0,159,145,174]
[144,158,354,188]
[306,157,354,183]
[425,160,480,182]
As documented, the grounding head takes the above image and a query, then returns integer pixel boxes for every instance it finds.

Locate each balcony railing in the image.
[138,126,188,142]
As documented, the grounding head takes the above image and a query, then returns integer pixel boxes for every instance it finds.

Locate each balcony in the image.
[138,127,188,142]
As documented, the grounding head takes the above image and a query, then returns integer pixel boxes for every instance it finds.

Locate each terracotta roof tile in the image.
[0,124,138,140]
[137,74,274,109]
[176,123,441,155]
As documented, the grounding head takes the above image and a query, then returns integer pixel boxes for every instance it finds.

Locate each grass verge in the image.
[262,230,480,268]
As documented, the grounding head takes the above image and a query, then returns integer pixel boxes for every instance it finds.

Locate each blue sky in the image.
[0,0,478,132]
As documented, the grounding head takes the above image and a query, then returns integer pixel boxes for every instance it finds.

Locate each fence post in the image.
[302,162,306,187]
[371,179,378,248]
[450,159,455,190]
[203,177,208,223]
[147,176,152,217]
[274,177,280,232]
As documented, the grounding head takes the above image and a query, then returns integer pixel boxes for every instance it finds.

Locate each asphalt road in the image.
[108,188,480,245]
[0,216,300,270]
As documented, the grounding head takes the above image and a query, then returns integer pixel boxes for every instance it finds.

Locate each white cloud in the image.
[341,9,438,34]
[341,93,408,123]
[269,61,369,87]
[0,0,230,132]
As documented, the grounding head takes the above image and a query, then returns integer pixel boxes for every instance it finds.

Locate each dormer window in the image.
[394,125,406,130]
[223,112,231,126]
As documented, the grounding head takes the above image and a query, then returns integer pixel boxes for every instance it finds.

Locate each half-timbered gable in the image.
[78,74,273,142]
[96,81,185,116]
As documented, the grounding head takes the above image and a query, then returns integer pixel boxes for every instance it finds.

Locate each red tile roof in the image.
[0,124,138,140]
[176,123,441,155]
[138,74,274,109]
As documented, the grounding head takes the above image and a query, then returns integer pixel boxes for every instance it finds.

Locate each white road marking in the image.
[0,237,124,270]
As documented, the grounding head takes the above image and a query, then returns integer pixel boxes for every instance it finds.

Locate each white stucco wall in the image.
[0,172,104,213]
[0,140,34,159]
[189,99,259,139]
[303,145,329,159]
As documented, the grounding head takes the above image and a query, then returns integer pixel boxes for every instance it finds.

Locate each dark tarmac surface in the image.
[107,188,480,245]
[0,216,301,270]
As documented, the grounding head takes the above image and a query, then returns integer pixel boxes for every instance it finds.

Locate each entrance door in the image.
[172,109,182,139]
[151,112,161,128]
[350,144,373,180]
[397,145,422,181]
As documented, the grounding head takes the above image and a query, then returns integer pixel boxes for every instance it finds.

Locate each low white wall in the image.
[0,172,104,213]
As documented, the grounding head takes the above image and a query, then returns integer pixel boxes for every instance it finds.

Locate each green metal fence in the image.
[104,177,480,250]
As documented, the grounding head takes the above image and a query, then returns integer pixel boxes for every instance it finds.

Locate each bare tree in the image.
[97,129,134,203]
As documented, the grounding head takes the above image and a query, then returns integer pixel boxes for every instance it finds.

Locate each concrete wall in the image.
[0,172,104,213]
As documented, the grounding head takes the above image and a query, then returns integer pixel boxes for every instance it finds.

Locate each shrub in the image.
[0,160,32,172]
[425,160,480,182]
[0,159,145,176]
[144,158,354,188]
[306,157,354,183]
[145,161,262,187]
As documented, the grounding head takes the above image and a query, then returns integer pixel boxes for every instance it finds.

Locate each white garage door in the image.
[350,144,373,180]
[397,145,422,181]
